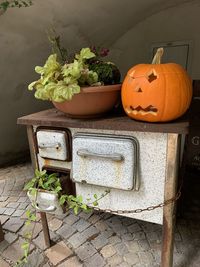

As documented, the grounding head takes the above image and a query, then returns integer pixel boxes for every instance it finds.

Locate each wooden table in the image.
[18,109,190,267]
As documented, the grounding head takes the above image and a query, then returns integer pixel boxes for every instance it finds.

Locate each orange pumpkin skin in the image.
[122,63,193,122]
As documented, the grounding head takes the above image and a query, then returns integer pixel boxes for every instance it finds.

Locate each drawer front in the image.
[72,133,139,190]
[37,130,71,161]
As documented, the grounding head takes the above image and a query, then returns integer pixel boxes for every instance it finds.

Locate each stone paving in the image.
[0,163,199,267]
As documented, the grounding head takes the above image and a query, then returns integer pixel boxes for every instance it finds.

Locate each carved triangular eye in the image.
[129,70,135,78]
[146,69,158,82]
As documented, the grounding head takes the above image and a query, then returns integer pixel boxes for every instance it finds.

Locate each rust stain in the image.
[114,160,122,187]
[44,159,50,166]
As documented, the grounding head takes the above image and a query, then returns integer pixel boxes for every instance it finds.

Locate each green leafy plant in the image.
[24,169,62,197]
[15,209,37,267]
[17,169,110,266]
[0,0,32,11]
[28,31,121,103]
[28,48,99,102]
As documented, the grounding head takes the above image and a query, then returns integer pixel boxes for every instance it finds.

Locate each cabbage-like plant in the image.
[28,48,99,102]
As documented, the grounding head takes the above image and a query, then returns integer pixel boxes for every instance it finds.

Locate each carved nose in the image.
[134,86,142,92]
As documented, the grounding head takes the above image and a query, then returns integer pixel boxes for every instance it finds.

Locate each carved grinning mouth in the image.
[125,105,158,116]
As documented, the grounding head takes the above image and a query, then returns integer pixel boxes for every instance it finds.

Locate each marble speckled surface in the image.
[70,128,168,225]
[37,130,68,160]
[72,134,137,190]
[35,126,168,225]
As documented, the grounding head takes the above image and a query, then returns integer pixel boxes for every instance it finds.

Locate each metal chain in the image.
[94,188,182,214]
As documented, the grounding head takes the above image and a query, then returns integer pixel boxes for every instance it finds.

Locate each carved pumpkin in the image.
[122,48,193,122]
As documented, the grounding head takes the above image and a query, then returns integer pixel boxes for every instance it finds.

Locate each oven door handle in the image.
[38,142,61,149]
[77,149,124,162]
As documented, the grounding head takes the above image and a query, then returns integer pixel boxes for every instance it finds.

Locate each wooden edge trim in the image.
[161,133,180,267]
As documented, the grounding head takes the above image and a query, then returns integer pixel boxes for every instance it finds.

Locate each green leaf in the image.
[21,241,29,250]
[54,186,62,193]
[28,80,38,91]
[93,194,97,199]
[23,178,36,190]
[74,205,79,215]
[76,48,95,61]
[77,195,83,203]
[59,195,67,205]
[35,169,46,177]
[30,214,36,221]
[81,204,88,210]
[52,81,80,102]
[93,201,98,206]
[25,220,31,226]
[62,60,82,79]
[29,188,37,197]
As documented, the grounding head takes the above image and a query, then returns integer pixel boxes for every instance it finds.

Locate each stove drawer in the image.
[72,133,139,191]
[36,129,71,161]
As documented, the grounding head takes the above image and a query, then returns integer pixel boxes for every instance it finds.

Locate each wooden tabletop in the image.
[17,108,189,134]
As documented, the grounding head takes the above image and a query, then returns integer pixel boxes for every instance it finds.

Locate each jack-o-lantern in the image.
[121,48,193,122]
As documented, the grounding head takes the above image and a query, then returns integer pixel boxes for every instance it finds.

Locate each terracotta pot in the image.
[53,84,121,118]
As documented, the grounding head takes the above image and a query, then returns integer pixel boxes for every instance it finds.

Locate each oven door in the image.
[36,129,71,161]
[72,133,139,191]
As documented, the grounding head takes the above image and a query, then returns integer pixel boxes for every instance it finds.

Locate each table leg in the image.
[27,126,51,247]
[161,134,180,267]
[40,212,51,248]
[0,221,4,242]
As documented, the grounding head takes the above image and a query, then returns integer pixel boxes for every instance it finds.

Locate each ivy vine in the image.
[0,0,33,11]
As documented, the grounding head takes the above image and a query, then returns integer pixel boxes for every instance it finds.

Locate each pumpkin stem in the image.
[151,47,164,64]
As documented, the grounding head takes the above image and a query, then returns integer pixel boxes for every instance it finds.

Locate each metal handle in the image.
[77,149,124,162]
[34,203,56,212]
[38,142,61,149]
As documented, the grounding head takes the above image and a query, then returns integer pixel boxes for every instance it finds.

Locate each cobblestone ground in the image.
[0,163,199,267]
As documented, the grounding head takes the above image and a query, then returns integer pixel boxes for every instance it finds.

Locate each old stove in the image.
[18,108,189,267]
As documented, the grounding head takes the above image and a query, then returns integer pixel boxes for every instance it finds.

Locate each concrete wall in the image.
[111,0,200,78]
[0,0,198,166]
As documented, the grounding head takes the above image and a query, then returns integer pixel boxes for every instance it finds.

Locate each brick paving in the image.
[0,163,199,266]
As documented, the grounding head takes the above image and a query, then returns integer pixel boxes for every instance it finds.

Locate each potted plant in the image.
[24,169,64,215]
[17,169,110,266]
[24,169,110,215]
[28,31,121,118]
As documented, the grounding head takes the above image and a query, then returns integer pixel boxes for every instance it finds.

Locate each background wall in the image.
[0,0,199,166]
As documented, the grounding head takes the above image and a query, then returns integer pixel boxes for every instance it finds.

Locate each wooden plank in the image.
[161,134,180,267]
[27,125,39,170]
[18,109,189,134]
